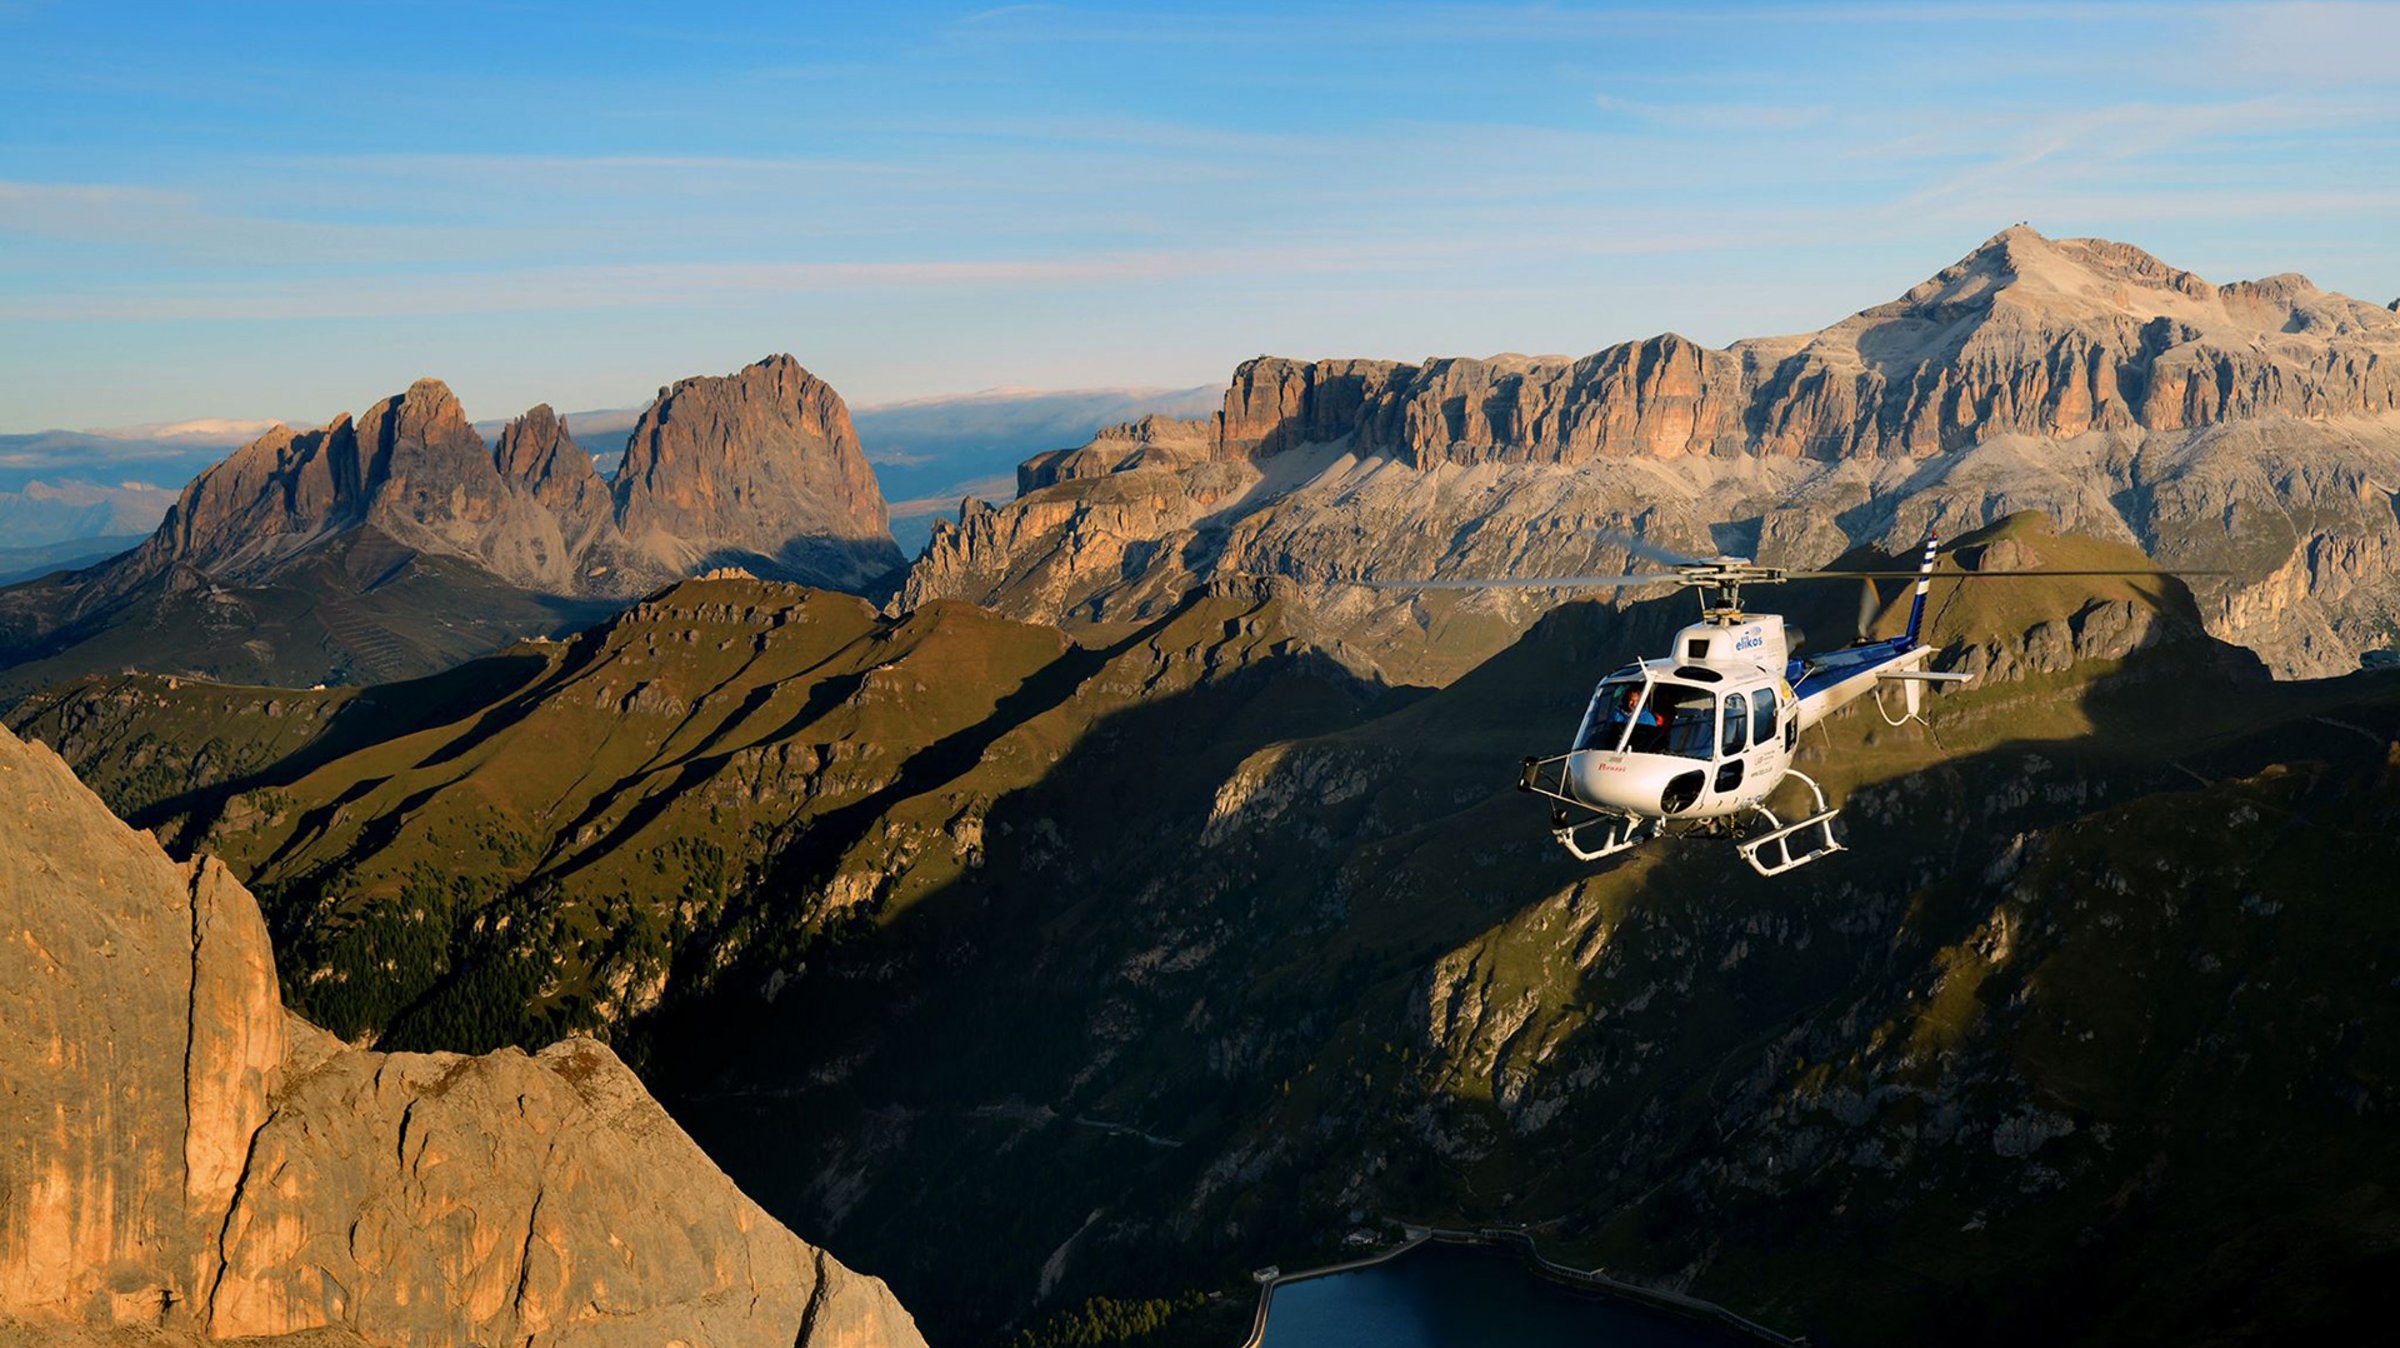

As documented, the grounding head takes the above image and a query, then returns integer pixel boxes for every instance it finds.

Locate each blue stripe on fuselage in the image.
[1789,636,1915,699]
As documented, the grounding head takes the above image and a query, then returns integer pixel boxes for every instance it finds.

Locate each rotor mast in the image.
[1680,559,1785,623]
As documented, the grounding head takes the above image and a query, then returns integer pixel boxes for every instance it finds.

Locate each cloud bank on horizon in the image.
[0,0,2394,432]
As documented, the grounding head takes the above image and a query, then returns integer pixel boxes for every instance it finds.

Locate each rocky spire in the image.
[614,354,903,590]
[494,402,604,515]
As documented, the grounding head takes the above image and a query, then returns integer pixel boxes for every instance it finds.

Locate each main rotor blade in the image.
[1369,573,1676,591]
[1783,567,2227,580]
[1592,527,1713,568]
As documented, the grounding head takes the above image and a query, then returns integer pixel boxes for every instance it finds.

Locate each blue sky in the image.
[1,1,2395,432]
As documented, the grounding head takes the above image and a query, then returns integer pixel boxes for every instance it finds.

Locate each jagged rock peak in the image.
[372,376,470,436]
[495,401,571,478]
[354,376,498,485]
[0,721,927,1348]
[614,353,903,590]
[493,401,605,514]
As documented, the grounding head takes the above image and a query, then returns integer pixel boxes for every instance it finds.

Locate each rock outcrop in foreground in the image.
[0,723,924,1348]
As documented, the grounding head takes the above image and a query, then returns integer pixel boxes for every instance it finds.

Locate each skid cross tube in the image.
[1735,769,1844,877]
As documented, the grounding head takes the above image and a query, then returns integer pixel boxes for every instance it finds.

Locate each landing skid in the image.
[1517,757,1844,876]
[1517,755,1660,862]
[1735,769,1844,877]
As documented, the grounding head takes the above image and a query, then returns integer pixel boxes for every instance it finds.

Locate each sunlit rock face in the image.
[0,722,926,1348]
[614,353,904,591]
[906,228,2400,682]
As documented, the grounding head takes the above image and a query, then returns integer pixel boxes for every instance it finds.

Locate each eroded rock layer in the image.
[1207,230,2400,465]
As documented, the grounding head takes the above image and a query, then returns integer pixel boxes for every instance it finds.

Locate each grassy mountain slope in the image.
[649,521,2387,1344]
[0,526,619,707]
[12,574,1393,1060]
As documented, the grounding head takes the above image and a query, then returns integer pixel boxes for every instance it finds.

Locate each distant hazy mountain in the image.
[0,534,146,586]
[0,356,903,700]
[0,479,175,549]
[0,421,277,549]
[907,226,2400,680]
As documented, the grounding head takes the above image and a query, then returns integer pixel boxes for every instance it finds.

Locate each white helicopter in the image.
[1389,532,2198,877]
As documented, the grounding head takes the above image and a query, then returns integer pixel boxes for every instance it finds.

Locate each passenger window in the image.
[1722,693,1747,755]
[1753,687,1776,747]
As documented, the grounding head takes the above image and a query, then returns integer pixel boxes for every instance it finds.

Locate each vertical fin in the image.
[1904,532,1939,644]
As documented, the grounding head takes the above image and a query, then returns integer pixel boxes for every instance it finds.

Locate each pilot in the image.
[1617,684,1661,727]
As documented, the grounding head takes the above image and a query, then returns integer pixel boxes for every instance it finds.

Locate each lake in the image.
[1258,1242,1746,1348]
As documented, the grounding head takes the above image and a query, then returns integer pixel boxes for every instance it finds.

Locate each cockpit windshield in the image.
[1574,678,1645,752]
[1573,678,1718,759]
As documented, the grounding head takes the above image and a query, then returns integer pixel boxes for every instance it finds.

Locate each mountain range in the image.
[0,355,904,700]
[907,227,2400,683]
[0,387,1227,567]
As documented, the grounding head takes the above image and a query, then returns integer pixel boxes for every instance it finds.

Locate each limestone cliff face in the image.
[1207,228,2400,467]
[614,355,904,590]
[0,724,925,1348]
[906,228,2400,681]
[1215,338,1753,465]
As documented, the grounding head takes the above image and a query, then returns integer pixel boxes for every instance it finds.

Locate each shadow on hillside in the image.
[58,651,558,844]
[644,529,2398,1344]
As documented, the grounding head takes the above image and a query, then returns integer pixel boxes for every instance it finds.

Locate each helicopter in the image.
[1384,531,2206,877]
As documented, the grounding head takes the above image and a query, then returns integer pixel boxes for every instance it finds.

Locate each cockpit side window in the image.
[1752,686,1777,746]
[1722,692,1748,755]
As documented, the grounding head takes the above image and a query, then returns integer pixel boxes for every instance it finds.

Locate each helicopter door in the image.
[1715,693,1748,793]
[1753,686,1782,761]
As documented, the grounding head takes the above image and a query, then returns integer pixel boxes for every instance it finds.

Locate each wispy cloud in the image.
[1592,92,1829,134]
[0,179,198,238]
[0,225,1779,323]
[2200,1,2400,83]
[0,0,2393,429]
